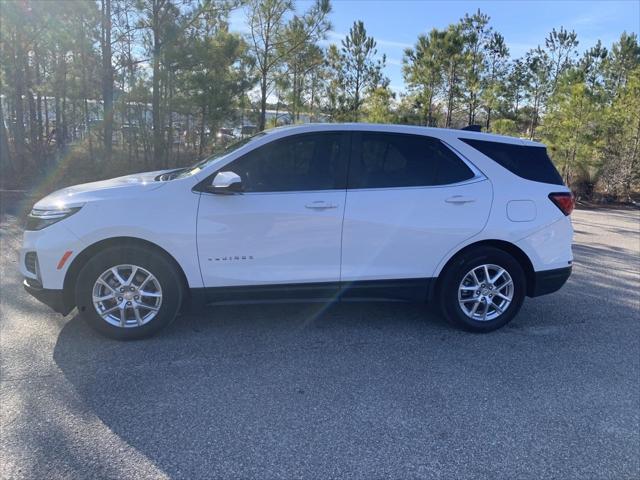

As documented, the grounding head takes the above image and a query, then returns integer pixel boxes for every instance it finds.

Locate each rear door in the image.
[340,131,492,285]
[196,131,350,289]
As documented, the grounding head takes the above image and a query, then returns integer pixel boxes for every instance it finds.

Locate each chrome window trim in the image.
[196,130,488,196]
[197,176,489,196]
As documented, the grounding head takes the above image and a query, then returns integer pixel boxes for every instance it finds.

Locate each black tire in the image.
[75,246,183,340]
[438,246,526,332]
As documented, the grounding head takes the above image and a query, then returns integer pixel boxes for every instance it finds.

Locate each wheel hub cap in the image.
[92,264,163,328]
[458,264,514,322]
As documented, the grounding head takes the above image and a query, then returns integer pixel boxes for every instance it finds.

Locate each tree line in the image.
[0,1,638,200]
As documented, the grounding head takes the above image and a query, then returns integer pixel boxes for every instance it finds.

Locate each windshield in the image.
[173,132,267,179]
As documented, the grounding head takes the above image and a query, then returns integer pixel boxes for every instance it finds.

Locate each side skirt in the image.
[188,278,434,309]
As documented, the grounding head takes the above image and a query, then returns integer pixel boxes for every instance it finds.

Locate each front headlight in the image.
[26,205,83,231]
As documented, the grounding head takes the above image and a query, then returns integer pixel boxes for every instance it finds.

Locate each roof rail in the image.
[461,125,482,132]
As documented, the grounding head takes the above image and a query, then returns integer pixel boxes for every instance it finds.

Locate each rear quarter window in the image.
[460,138,564,186]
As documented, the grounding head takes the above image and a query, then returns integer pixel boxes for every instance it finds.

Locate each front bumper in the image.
[23,278,73,315]
[529,266,572,297]
[20,221,81,290]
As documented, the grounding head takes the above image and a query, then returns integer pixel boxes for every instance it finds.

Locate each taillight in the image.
[548,192,575,216]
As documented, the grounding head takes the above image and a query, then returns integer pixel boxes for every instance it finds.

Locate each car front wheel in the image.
[439,247,526,332]
[75,246,183,339]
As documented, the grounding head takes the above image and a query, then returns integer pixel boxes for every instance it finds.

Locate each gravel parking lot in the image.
[1,197,639,479]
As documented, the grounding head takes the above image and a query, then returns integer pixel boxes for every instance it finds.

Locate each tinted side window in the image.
[460,138,564,185]
[227,132,349,192]
[349,133,475,189]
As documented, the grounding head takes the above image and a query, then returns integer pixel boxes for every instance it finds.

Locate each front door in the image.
[196,132,350,292]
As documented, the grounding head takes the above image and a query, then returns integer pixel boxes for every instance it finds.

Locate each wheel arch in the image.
[63,237,191,311]
[430,239,536,302]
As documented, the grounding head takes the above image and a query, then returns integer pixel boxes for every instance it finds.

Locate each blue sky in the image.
[230,0,640,93]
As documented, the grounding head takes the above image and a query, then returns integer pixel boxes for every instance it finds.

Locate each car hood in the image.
[33,170,172,209]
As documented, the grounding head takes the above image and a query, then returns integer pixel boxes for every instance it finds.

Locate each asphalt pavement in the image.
[1,195,639,479]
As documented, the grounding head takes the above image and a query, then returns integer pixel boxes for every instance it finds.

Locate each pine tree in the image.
[403,29,445,126]
[326,21,386,121]
[460,9,491,125]
[483,32,509,130]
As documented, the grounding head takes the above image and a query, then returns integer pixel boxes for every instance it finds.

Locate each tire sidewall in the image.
[440,247,525,332]
[75,246,183,340]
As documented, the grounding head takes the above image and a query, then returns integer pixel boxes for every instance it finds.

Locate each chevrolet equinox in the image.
[21,124,574,339]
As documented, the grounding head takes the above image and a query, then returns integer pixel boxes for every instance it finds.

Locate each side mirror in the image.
[208,171,243,194]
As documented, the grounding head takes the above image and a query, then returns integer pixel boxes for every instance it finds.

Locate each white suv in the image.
[21,124,574,339]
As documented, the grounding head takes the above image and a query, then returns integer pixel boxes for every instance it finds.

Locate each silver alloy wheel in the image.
[92,264,162,328]
[458,263,514,322]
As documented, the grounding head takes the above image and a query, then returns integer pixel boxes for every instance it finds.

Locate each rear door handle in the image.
[445,195,476,204]
[305,201,338,210]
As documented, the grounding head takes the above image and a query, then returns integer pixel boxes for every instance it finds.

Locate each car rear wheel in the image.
[439,246,525,332]
[75,246,183,339]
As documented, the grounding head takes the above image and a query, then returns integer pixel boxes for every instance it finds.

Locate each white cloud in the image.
[376,39,412,49]
[507,42,539,59]
[386,57,403,66]
[327,31,346,41]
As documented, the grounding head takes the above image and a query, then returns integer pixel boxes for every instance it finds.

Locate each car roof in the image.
[263,123,543,147]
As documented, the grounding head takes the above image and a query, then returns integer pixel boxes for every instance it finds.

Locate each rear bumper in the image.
[529,266,572,297]
[23,278,73,315]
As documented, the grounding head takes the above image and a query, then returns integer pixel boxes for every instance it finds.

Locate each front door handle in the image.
[305,201,338,210]
[445,195,476,204]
